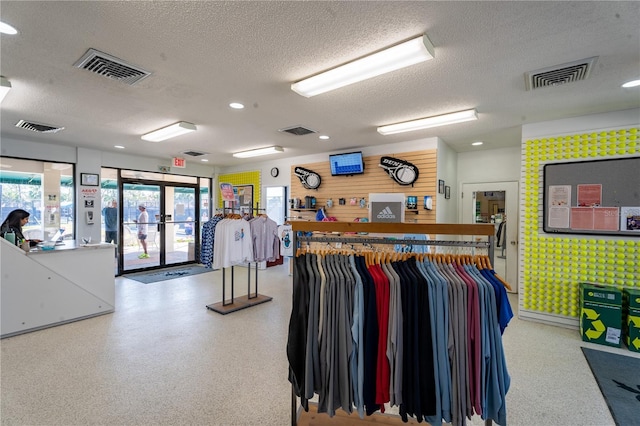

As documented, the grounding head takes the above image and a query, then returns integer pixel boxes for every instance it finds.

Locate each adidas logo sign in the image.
[376,206,396,219]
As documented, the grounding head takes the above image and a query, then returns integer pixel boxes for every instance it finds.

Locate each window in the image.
[0,157,75,241]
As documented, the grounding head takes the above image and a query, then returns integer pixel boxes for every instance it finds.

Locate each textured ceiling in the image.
[1,1,639,167]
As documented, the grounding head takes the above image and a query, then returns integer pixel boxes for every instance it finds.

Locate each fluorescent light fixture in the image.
[622,79,640,88]
[472,141,483,146]
[319,135,330,140]
[0,76,12,103]
[291,34,435,97]
[377,109,478,136]
[114,145,125,149]
[229,102,245,109]
[201,158,209,162]
[141,121,196,142]
[232,145,284,158]
[0,21,17,35]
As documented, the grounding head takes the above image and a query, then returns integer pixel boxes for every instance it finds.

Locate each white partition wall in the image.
[1,239,115,338]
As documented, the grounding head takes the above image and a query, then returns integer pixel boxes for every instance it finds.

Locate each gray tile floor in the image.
[1,263,637,425]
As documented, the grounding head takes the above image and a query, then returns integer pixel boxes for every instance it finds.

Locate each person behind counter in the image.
[0,209,42,247]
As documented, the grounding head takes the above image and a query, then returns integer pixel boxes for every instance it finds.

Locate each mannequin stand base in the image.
[240,293,273,306]
[206,300,249,315]
[206,294,272,315]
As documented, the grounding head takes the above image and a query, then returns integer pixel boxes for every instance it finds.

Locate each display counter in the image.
[1,238,116,338]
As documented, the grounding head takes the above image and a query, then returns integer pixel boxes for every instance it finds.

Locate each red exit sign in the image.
[172,157,186,168]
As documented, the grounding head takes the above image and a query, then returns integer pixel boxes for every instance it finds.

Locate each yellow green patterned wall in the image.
[521,127,639,320]
[217,170,261,211]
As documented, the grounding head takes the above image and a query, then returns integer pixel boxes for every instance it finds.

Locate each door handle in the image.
[510,240,517,245]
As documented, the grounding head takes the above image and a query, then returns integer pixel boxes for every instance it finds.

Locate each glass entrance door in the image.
[121,181,199,273]
[163,185,197,267]
[122,183,161,271]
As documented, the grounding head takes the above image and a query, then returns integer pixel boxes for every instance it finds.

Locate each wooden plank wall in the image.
[290,149,437,224]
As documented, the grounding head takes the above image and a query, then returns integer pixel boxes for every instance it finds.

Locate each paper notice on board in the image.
[548,206,570,228]
[593,207,619,231]
[620,206,640,232]
[241,186,252,203]
[549,185,571,206]
[571,207,594,230]
[577,184,602,207]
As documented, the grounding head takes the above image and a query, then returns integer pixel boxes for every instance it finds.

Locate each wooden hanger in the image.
[472,255,512,291]
[493,273,512,291]
[482,255,512,291]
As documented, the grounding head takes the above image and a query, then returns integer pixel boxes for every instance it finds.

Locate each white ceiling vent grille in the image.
[278,125,317,136]
[15,119,65,133]
[182,150,207,157]
[525,57,598,91]
[74,48,151,85]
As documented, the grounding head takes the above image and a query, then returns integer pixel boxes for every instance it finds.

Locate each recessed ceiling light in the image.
[622,79,640,88]
[0,21,18,35]
[229,102,244,109]
[201,158,209,162]
[114,145,125,149]
[472,141,483,146]
[319,135,330,140]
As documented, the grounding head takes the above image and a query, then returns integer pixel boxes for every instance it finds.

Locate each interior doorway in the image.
[461,181,519,293]
[264,186,287,225]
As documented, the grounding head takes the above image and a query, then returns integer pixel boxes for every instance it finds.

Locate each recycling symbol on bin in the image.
[294,166,321,190]
[582,308,606,340]
[379,156,419,186]
[629,314,640,350]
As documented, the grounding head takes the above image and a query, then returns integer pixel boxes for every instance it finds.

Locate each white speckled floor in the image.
[1,262,637,425]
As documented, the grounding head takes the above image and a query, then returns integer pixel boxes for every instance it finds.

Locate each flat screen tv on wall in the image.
[329,151,365,176]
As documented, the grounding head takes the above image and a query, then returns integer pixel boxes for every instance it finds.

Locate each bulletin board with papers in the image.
[543,157,640,236]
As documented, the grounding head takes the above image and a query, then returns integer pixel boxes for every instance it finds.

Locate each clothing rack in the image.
[251,201,266,216]
[222,206,241,215]
[205,262,272,314]
[205,214,274,314]
[289,221,497,426]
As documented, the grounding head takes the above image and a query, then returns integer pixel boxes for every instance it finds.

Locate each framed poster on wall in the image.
[81,173,99,186]
[543,157,640,236]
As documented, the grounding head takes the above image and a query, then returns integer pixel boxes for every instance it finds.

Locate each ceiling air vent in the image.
[182,150,207,157]
[278,125,317,136]
[74,48,152,85]
[15,119,65,133]
[525,57,598,91]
